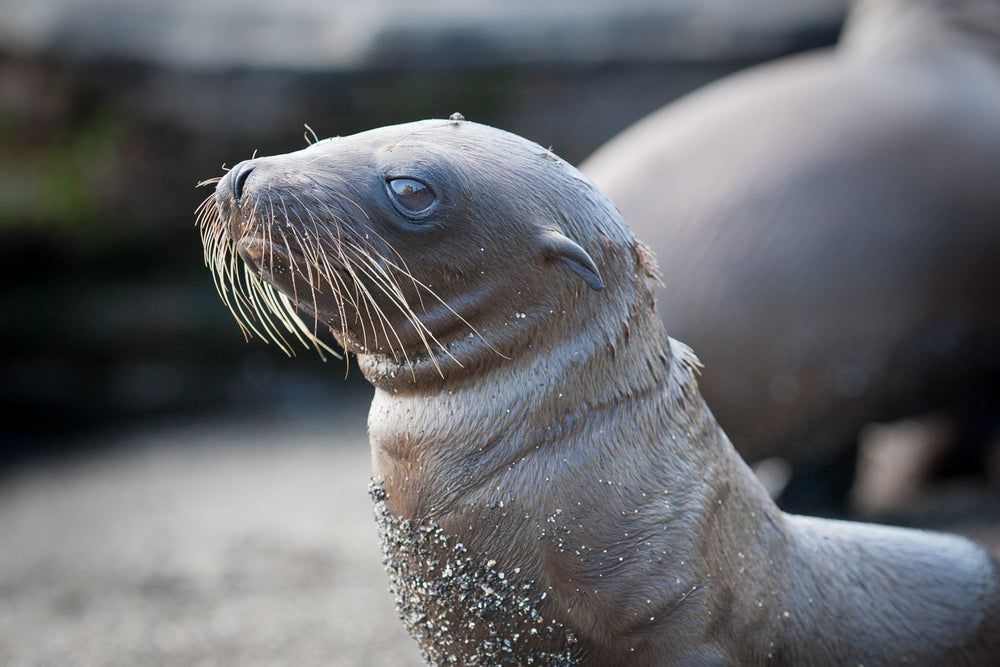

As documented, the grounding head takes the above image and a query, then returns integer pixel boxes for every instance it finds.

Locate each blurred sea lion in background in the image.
[582,0,1000,510]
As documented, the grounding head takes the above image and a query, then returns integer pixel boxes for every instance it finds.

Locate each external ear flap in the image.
[540,228,605,291]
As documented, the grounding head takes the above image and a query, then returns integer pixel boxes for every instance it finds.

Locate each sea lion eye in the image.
[387,178,436,215]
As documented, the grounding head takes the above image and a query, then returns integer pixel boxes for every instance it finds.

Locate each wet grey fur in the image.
[204,119,1000,665]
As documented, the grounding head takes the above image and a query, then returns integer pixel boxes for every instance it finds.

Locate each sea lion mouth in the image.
[196,191,342,359]
[235,233,353,324]
[236,235,290,276]
[198,185,492,374]
[237,236,314,298]
[236,234,345,292]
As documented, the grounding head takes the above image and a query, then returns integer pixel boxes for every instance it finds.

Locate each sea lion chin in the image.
[198,118,1000,665]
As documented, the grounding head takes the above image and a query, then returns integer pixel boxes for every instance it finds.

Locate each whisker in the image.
[196,176,222,188]
[304,193,482,373]
[196,181,341,359]
[340,252,412,369]
[346,249,457,375]
[304,123,319,146]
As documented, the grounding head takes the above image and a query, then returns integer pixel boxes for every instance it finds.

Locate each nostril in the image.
[230,160,256,202]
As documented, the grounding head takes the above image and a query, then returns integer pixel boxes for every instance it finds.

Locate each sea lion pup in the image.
[582,0,1000,481]
[198,119,1000,665]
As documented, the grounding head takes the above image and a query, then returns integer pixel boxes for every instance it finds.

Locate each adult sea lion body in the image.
[582,0,1000,470]
[199,119,1000,665]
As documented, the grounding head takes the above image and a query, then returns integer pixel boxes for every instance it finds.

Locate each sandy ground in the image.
[0,416,422,666]
[1,414,998,667]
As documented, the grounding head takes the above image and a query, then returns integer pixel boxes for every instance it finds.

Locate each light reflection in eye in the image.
[388,178,436,214]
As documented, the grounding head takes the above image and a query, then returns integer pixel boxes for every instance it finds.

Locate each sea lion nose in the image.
[229,160,256,203]
[217,160,257,240]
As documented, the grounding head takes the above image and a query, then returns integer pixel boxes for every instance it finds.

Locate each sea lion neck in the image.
[366,295,801,661]
[365,262,683,519]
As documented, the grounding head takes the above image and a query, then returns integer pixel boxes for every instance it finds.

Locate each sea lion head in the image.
[199,118,655,388]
